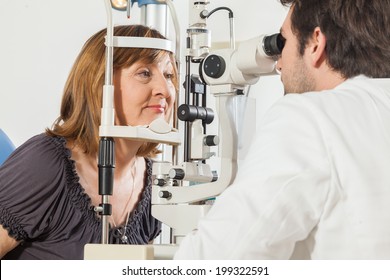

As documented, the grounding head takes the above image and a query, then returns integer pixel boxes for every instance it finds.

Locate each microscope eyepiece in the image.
[263,33,285,57]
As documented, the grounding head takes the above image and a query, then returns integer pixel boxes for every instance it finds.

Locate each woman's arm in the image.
[0,225,20,259]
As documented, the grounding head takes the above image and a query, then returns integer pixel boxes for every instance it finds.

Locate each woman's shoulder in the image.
[12,133,69,161]
[2,133,72,182]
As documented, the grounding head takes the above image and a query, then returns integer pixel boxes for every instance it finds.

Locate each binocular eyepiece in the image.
[263,33,285,57]
[199,32,285,86]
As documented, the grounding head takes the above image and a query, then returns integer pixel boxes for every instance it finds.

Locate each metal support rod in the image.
[202,87,207,133]
[184,55,192,162]
[98,0,116,245]
[98,137,115,244]
[104,0,114,86]
[229,16,235,49]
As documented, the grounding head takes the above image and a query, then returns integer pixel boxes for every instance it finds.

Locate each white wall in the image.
[0,0,288,147]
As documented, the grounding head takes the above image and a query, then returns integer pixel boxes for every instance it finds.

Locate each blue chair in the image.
[0,129,15,165]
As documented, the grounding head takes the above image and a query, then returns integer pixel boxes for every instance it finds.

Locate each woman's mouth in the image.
[146,105,165,113]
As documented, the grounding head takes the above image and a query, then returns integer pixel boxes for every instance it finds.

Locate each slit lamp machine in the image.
[84,0,284,259]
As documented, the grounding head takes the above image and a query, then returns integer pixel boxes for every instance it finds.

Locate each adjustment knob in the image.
[159,191,172,199]
[204,135,219,146]
[177,104,214,124]
[153,178,166,186]
[169,168,185,180]
[203,55,226,79]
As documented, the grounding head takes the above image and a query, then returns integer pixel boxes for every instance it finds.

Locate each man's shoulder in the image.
[278,76,384,108]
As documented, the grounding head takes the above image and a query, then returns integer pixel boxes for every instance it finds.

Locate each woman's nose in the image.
[152,73,172,98]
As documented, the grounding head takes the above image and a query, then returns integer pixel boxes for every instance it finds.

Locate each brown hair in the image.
[46,25,178,157]
[280,0,390,78]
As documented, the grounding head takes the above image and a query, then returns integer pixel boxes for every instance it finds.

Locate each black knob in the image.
[169,168,185,180]
[159,191,172,199]
[153,178,166,186]
[203,55,226,79]
[204,135,219,146]
[178,104,214,124]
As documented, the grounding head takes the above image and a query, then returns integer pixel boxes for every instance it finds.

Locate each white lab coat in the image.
[174,76,390,259]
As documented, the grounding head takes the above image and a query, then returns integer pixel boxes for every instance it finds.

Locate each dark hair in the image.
[280,0,390,78]
[46,25,178,157]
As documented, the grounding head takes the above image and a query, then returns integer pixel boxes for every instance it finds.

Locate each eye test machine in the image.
[84,0,284,260]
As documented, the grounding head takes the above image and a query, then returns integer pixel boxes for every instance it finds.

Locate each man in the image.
[174,0,390,259]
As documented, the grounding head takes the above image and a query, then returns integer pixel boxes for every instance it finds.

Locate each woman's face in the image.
[113,53,176,126]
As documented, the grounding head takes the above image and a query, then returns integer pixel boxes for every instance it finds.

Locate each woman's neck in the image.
[68,138,144,177]
[113,138,144,175]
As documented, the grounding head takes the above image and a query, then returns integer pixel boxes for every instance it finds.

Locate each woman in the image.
[0,24,178,259]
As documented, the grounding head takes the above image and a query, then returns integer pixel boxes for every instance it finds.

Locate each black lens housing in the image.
[263,33,285,57]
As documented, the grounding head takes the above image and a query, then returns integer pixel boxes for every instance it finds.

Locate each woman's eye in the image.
[137,70,151,78]
[165,73,174,80]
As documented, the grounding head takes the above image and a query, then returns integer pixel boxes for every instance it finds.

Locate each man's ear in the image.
[308,27,327,68]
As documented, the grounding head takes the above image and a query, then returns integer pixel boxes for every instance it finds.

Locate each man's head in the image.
[277,0,390,93]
